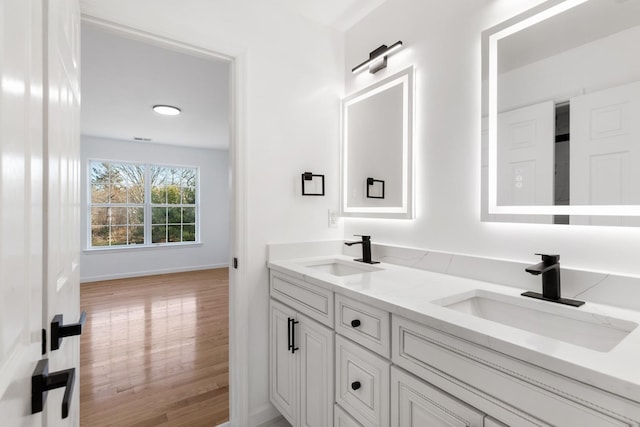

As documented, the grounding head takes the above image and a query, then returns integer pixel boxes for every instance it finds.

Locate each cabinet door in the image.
[298,313,334,427]
[270,300,297,426]
[391,367,484,427]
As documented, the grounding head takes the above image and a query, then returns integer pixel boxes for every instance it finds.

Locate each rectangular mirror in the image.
[341,66,414,219]
[482,0,640,226]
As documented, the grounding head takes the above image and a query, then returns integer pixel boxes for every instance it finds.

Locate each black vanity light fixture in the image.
[153,104,181,116]
[366,177,385,199]
[301,172,325,196]
[352,41,403,74]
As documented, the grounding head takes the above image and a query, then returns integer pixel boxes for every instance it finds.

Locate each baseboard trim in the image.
[80,263,229,283]
[215,422,231,427]
[250,403,283,427]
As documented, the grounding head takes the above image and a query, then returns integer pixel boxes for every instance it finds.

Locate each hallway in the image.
[79,269,229,426]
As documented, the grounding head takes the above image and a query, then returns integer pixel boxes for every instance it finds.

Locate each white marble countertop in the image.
[268,254,640,403]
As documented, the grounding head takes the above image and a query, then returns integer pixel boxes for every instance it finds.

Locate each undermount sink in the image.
[304,259,383,277]
[436,290,637,352]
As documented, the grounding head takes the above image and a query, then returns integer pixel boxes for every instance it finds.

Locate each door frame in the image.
[79,15,249,426]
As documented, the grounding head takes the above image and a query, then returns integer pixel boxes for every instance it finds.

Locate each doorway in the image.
[79,20,238,426]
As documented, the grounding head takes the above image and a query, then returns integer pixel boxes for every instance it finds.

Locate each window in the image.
[89,161,198,248]
[150,166,197,244]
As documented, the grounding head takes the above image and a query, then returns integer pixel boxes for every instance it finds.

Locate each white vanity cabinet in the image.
[269,272,334,427]
[268,262,640,427]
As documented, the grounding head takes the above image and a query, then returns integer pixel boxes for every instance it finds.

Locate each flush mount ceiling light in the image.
[152,104,181,116]
[352,41,403,74]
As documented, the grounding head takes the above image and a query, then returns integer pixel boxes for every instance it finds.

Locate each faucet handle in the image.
[353,234,371,241]
[534,253,560,264]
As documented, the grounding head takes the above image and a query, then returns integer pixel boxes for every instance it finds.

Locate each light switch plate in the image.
[328,209,338,228]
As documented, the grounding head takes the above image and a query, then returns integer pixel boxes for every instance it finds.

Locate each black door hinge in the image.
[233,257,238,269]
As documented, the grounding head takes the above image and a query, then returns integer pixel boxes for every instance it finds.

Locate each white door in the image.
[0,0,81,424]
[298,314,333,427]
[0,0,45,425]
[43,0,82,426]
[570,81,640,226]
[270,300,297,426]
[497,101,555,223]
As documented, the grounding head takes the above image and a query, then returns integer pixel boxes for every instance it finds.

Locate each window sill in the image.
[83,242,203,254]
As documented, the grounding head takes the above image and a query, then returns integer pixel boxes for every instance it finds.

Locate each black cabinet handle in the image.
[51,311,86,351]
[351,319,361,328]
[31,359,75,419]
[287,317,293,352]
[351,381,361,391]
[291,319,299,354]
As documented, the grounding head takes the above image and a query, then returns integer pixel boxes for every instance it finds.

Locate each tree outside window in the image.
[89,161,198,248]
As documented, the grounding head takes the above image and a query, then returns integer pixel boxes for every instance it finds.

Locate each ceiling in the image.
[273,0,388,30]
[80,0,387,150]
[81,23,231,149]
[498,0,640,73]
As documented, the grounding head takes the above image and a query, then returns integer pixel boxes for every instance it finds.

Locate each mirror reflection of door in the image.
[497,101,554,223]
[570,81,640,226]
[485,0,640,225]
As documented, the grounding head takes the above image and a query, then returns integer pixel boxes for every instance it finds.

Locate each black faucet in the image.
[344,235,379,264]
[522,253,584,307]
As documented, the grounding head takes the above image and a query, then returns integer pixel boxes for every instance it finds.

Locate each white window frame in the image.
[87,159,201,250]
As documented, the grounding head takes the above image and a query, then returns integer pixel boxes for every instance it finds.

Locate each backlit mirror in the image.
[482,0,640,226]
[341,66,414,219]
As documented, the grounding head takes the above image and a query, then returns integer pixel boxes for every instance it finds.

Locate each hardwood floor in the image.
[80,269,229,426]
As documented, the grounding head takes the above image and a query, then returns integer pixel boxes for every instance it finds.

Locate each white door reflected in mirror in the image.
[482,0,640,225]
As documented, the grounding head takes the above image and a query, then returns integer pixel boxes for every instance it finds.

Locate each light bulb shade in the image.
[153,105,181,116]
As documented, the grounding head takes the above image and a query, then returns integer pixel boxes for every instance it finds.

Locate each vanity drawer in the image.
[270,270,333,327]
[336,335,390,427]
[335,404,364,427]
[392,315,636,427]
[335,293,390,357]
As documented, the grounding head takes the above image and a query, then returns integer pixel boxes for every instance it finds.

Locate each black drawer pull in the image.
[351,381,361,391]
[51,311,86,351]
[291,319,299,354]
[351,319,361,328]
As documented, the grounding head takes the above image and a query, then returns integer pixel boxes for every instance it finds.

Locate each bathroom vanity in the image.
[267,249,640,427]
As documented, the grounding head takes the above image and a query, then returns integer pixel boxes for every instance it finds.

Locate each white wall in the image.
[80,136,229,281]
[498,24,640,112]
[343,0,640,278]
[79,1,343,424]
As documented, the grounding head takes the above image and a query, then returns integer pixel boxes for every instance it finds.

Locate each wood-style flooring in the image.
[80,269,229,427]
